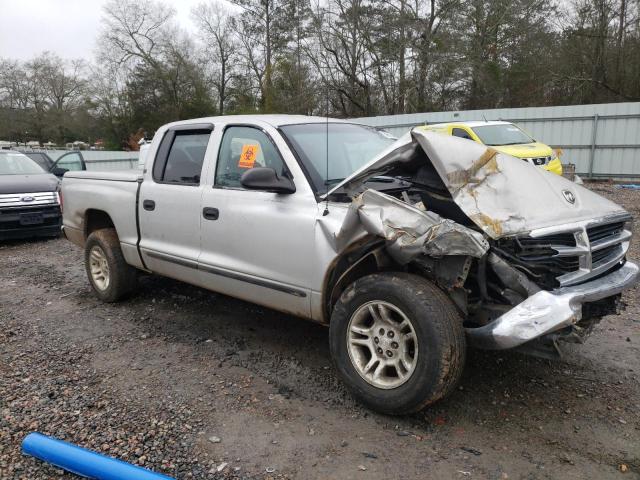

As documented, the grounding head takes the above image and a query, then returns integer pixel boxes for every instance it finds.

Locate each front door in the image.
[51,152,86,175]
[138,124,214,281]
[198,124,317,318]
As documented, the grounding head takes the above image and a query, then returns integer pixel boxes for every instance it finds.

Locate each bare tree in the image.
[98,0,175,69]
[192,1,237,114]
[41,56,86,112]
[98,0,215,127]
[89,62,135,146]
[3,0,640,147]
[309,0,375,116]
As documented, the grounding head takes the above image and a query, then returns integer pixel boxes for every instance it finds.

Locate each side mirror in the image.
[240,167,296,194]
[51,167,68,177]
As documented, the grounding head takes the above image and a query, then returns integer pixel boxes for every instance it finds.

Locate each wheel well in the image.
[323,239,398,322]
[84,210,115,238]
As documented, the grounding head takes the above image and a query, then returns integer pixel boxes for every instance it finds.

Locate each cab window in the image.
[452,128,473,140]
[215,126,287,189]
[153,129,211,185]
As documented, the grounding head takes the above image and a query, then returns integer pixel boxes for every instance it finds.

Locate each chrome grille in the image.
[587,221,625,243]
[496,215,632,289]
[592,244,622,264]
[0,191,58,209]
[532,216,631,287]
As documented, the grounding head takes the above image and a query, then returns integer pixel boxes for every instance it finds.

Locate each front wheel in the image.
[329,272,466,414]
[84,228,137,302]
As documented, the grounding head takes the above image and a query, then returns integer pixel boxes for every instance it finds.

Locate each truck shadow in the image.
[121,272,623,427]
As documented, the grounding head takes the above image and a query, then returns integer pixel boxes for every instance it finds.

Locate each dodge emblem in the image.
[562,190,576,204]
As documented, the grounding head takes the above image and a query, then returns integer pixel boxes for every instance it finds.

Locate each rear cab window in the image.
[153,126,213,185]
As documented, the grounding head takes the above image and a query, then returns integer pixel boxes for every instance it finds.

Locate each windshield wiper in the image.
[327,175,397,185]
[325,175,405,188]
[367,176,397,183]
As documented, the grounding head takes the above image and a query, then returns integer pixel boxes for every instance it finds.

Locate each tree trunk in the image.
[398,0,406,113]
[615,0,627,85]
[220,58,226,114]
[264,0,273,112]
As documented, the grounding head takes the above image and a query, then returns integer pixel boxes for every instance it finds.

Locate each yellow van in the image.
[419,121,563,175]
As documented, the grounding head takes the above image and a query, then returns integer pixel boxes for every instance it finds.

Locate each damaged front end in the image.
[329,129,639,357]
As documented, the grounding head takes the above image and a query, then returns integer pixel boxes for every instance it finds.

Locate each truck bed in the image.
[61,170,144,269]
[64,170,142,182]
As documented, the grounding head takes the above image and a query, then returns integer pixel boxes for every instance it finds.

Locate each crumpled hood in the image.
[0,174,60,194]
[328,129,628,239]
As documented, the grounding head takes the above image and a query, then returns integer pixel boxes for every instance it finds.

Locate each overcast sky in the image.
[0,0,204,61]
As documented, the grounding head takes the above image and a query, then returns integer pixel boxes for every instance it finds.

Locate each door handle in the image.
[202,207,219,220]
[143,199,155,211]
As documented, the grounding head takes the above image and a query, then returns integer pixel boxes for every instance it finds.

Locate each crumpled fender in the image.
[336,189,488,264]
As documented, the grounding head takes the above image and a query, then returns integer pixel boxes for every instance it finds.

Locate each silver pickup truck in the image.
[61,115,638,414]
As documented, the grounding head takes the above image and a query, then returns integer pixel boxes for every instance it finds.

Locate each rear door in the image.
[138,123,214,281]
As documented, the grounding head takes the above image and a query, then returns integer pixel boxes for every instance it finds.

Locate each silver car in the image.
[60,115,638,414]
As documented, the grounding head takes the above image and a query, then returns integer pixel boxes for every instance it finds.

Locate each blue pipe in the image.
[22,433,175,480]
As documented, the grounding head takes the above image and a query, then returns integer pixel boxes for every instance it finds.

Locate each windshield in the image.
[280,123,395,193]
[0,152,46,175]
[471,124,534,146]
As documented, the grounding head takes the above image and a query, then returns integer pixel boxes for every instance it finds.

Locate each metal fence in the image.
[45,150,140,171]
[83,157,140,171]
[351,102,640,179]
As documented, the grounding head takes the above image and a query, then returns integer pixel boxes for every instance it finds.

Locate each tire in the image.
[84,228,137,302]
[329,272,466,415]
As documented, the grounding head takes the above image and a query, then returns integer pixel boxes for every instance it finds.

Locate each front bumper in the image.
[466,261,639,350]
[0,205,62,241]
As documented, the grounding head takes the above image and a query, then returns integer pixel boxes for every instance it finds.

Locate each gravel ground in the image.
[1,183,639,479]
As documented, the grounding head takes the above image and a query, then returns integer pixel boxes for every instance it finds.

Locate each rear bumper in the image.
[466,261,639,350]
[61,225,84,247]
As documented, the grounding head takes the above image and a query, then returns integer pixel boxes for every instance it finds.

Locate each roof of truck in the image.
[165,115,354,128]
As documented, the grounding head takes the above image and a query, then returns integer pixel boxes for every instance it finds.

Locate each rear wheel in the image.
[84,228,137,302]
[329,272,466,414]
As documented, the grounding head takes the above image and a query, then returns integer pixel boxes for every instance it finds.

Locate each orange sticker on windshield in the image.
[238,144,259,168]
